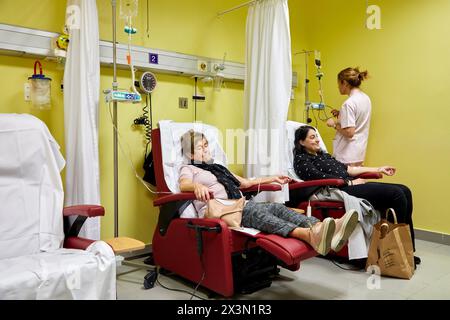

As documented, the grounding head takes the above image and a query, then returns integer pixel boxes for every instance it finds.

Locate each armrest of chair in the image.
[63,206,105,238]
[240,183,282,193]
[63,205,105,217]
[356,172,383,179]
[64,236,96,250]
[154,183,282,206]
[154,192,214,206]
[289,179,346,190]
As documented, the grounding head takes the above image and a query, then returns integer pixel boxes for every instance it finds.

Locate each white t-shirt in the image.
[333,89,372,164]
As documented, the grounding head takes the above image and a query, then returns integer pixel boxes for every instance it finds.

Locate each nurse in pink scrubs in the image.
[326,67,371,167]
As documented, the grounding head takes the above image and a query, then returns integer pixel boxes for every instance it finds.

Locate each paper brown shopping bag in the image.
[366,208,415,279]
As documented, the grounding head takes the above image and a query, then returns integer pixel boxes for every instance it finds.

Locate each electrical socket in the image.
[179,97,188,109]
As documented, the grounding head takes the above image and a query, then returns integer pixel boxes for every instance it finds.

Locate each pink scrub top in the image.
[333,89,372,164]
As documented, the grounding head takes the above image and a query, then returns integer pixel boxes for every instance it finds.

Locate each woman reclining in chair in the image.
[291,125,420,265]
[178,129,359,256]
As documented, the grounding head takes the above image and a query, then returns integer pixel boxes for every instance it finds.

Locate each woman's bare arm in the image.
[179,178,210,201]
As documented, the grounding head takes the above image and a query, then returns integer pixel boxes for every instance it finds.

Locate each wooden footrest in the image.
[105,237,146,254]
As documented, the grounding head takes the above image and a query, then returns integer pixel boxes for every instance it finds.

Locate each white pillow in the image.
[285,121,327,181]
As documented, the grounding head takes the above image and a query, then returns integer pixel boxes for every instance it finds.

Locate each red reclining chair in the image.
[150,128,318,297]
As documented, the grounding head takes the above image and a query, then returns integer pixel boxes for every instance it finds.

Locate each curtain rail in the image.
[217,0,256,16]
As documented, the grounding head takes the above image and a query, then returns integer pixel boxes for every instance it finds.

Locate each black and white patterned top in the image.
[293,150,351,181]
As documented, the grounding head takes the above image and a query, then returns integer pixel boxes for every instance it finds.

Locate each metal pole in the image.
[293,50,314,123]
[305,51,311,123]
[112,0,119,238]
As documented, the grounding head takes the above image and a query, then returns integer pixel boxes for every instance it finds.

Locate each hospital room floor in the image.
[116,239,450,300]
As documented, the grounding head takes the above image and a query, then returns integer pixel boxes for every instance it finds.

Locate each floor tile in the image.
[115,239,450,300]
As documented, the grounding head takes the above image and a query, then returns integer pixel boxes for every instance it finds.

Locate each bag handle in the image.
[385,208,398,224]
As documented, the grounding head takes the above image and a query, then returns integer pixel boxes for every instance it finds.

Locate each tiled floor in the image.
[116,239,450,300]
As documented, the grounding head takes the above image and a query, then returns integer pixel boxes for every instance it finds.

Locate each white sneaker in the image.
[309,218,336,256]
[331,209,359,252]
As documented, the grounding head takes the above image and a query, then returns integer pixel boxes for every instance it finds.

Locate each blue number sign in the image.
[149,53,159,64]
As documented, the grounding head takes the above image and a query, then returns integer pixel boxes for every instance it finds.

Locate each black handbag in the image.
[143,150,156,186]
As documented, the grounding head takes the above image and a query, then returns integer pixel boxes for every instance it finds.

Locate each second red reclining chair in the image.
[285,121,382,259]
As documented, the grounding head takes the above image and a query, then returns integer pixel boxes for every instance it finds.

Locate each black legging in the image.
[340,182,415,251]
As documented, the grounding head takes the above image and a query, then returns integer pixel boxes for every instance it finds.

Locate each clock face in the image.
[141,72,157,93]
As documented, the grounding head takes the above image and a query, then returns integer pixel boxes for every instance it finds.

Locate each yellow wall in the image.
[0,0,249,243]
[1,0,449,242]
[289,0,450,234]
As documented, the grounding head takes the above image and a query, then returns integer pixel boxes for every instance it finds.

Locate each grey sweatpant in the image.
[242,201,320,237]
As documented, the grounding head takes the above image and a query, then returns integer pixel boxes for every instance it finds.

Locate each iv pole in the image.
[106,0,146,260]
[295,50,315,124]
[304,50,312,124]
[112,0,119,237]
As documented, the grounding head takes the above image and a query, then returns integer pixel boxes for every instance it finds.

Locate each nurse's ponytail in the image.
[338,67,369,88]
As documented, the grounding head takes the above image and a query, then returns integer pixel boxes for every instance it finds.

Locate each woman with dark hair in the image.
[291,125,420,265]
[178,129,360,256]
[326,67,371,166]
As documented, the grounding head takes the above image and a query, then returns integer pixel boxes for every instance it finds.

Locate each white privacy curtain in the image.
[64,0,101,239]
[244,0,292,202]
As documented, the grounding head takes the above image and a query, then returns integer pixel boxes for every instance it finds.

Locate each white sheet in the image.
[0,114,116,299]
[0,114,65,259]
[0,241,116,300]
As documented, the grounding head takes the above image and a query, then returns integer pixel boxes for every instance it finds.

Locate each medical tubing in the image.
[314,104,335,122]
[107,102,171,195]
[127,16,139,95]
[318,76,324,105]
[312,106,319,128]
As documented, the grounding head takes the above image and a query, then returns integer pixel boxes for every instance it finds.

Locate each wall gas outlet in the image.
[179,97,188,109]
[197,60,208,72]
[24,83,31,101]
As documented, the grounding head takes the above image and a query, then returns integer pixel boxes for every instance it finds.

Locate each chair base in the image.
[232,247,280,295]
